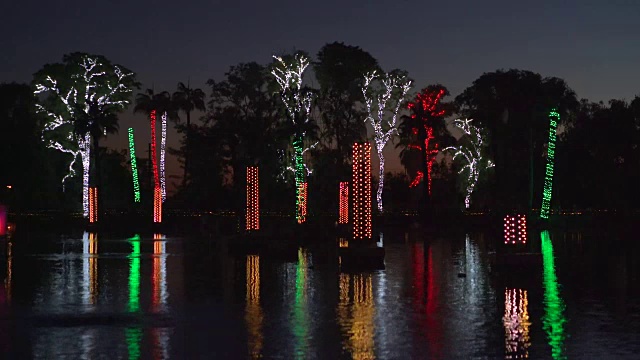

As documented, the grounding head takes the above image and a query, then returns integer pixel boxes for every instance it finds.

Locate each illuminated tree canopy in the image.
[362,69,412,212]
[33,52,138,217]
[271,52,318,222]
[443,119,494,209]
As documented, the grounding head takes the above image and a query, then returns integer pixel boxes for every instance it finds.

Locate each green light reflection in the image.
[125,327,142,360]
[128,235,141,313]
[127,234,142,359]
[541,230,567,359]
[293,248,309,359]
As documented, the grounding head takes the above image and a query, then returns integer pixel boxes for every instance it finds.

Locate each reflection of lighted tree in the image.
[293,249,310,358]
[126,327,142,360]
[541,231,567,360]
[245,255,263,359]
[152,234,168,313]
[128,234,141,313]
[337,273,375,360]
[503,288,531,359]
[82,232,98,305]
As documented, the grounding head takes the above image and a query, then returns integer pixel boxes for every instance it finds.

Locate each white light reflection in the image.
[153,234,168,313]
[503,288,531,359]
[82,231,98,306]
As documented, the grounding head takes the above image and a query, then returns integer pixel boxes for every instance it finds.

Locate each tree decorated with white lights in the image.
[33,53,137,217]
[443,118,494,209]
[362,70,412,212]
[271,52,317,223]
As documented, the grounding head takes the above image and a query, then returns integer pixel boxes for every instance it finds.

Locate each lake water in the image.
[1,227,639,359]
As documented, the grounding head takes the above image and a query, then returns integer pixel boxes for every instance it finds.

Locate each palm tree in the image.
[172,82,206,187]
[134,89,172,192]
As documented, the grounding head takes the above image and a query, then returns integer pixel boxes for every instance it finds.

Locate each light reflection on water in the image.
[1,229,640,358]
[541,230,567,360]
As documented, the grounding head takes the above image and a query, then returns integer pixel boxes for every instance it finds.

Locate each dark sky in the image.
[2,0,640,191]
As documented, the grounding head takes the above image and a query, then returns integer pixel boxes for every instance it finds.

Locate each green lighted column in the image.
[128,128,141,203]
[293,136,306,223]
[541,231,567,359]
[540,110,559,219]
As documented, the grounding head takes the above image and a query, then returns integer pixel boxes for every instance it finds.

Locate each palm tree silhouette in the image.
[172,82,205,187]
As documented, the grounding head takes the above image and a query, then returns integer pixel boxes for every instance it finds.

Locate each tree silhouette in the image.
[172,82,206,187]
[456,69,578,212]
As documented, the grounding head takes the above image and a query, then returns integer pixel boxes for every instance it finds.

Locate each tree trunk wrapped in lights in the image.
[540,109,559,219]
[339,181,349,224]
[443,119,494,209]
[127,128,141,202]
[246,166,260,231]
[33,53,137,218]
[89,187,98,223]
[361,70,412,212]
[271,53,316,223]
[160,112,168,203]
[352,142,372,240]
[153,186,162,223]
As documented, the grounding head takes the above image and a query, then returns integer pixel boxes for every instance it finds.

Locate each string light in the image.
[339,182,349,224]
[409,171,424,188]
[362,71,412,212]
[297,182,308,224]
[271,54,315,223]
[246,167,260,231]
[153,186,162,223]
[352,143,372,240]
[503,214,527,245]
[128,128,141,202]
[540,109,559,219]
[34,54,135,218]
[160,111,167,203]
[150,110,160,189]
[406,88,446,195]
[89,187,98,223]
[443,119,494,209]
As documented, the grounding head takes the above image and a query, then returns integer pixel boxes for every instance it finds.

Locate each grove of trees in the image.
[1,42,639,220]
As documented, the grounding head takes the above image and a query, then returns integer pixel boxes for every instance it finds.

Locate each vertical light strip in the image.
[128,128,141,202]
[160,112,167,203]
[150,110,159,189]
[246,167,260,231]
[352,143,372,240]
[153,186,162,223]
[88,187,98,223]
[339,182,349,224]
[540,109,559,219]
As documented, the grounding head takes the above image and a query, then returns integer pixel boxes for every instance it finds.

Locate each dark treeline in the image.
[1,42,639,217]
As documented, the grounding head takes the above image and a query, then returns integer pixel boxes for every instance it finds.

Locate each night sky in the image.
[2,0,639,192]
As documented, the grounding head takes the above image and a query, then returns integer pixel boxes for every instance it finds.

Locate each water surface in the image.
[1,228,639,359]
